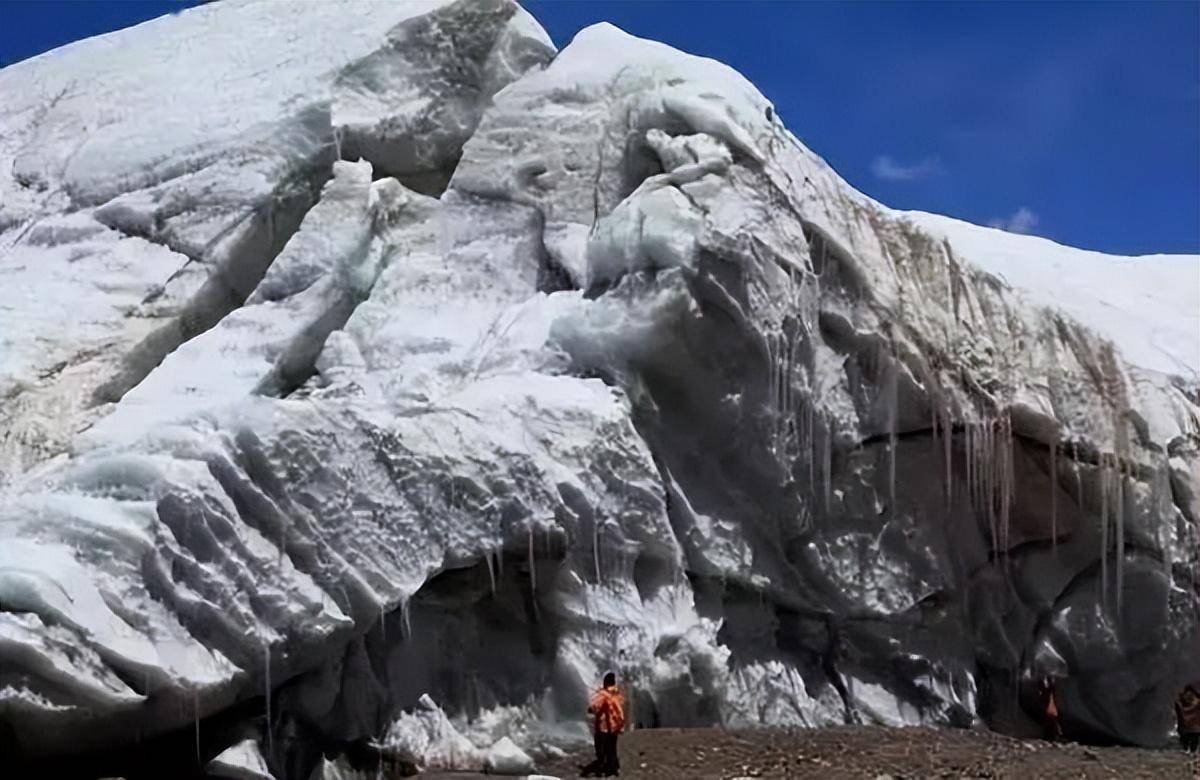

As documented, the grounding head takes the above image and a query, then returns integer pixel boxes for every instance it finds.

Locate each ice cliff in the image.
[0,0,1197,776]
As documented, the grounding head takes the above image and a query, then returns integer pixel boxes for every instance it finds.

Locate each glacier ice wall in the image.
[0,0,1197,775]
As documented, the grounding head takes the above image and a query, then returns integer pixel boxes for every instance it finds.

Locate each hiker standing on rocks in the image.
[1176,681,1200,752]
[585,671,626,776]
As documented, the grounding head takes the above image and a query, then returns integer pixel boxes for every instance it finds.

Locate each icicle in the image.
[943,404,953,512]
[1100,454,1109,612]
[810,395,821,499]
[770,333,779,425]
[790,342,805,456]
[988,415,998,549]
[194,688,201,766]
[980,419,989,516]
[988,415,998,537]
[780,334,788,425]
[1116,459,1125,618]
[886,361,898,514]
[797,504,811,535]
[979,420,986,512]
[1050,438,1058,556]
[333,125,343,160]
[965,423,974,512]
[997,416,1007,552]
[966,421,974,510]
[593,519,602,584]
[931,393,940,458]
[485,548,497,595]
[1071,441,1083,510]
[822,415,832,514]
[263,641,272,757]
[998,412,1008,552]
[782,332,793,447]
[806,399,816,496]
[528,522,537,594]
[995,417,1005,551]
[975,420,984,515]
[985,418,997,554]
[1156,459,1173,614]
[988,428,998,553]
[776,334,787,457]
[400,598,411,639]
[990,417,999,538]
[766,335,777,450]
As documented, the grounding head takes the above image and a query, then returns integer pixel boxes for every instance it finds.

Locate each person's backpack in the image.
[606,689,626,733]
[590,687,626,733]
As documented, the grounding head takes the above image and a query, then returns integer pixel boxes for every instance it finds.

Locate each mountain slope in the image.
[0,1,1196,774]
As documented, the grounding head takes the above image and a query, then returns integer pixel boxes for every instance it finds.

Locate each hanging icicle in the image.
[593,519,602,584]
[942,399,953,512]
[783,331,794,452]
[806,397,816,496]
[767,333,779,454]
[263,641,272,757]
[988,418,999,555]
[822,413,833,515]
[977,418,984,508]
[485,549,496,596]
[965,422,974,514]
[999,413,1013,558]
[1100,454,1109,613]
[1115,458,1125,618]
[528,521,537,594]
[931,391,940,459]
[194,688,201,767]
[886,355,898,516]
[1050,437,1058,556]
[1071,440,1083,510]
[1154,457,1174,615]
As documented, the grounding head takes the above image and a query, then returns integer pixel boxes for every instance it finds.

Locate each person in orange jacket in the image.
[584,671,625,776]
[1176,681,1200,752]
[1037,675,1063,742]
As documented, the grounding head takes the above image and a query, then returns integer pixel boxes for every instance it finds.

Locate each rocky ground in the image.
[521,726,1200,779]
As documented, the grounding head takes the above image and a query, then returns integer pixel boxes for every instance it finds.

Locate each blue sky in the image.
[2,1,1197,255]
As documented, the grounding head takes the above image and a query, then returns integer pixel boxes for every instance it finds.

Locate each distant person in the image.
[1176,682,1200,752]
[583,671,625,777]
[1037,676,1063,742]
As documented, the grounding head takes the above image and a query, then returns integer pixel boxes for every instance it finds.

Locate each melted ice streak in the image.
[0,0,1196,763]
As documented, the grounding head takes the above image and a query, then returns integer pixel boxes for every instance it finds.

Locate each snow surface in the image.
[0,0,454,208]
[0,0,1196,771]
[902,211,1199,381]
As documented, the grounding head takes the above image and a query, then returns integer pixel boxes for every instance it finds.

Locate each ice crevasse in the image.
[0,0,1197,775]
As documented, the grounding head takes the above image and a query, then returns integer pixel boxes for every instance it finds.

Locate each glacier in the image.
[0,0,1197,776]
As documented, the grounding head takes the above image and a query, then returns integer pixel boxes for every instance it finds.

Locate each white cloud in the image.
[988,207,1040,234]
[870,154,943,181]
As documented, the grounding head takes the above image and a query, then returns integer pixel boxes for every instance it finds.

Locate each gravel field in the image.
[524,726,1200,779]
